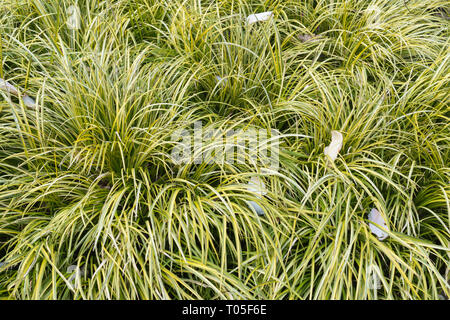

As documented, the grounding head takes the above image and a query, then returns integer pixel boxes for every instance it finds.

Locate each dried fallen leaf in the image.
[324,130,343,162]
[215,76,228,88]
[246,176,267,216]
[367,264,382,290]
[246,200,265,216]
[247,176,267,196]
[246,11,273,25]
[368,208,389,241]
[67,265,85,289]
[0,78,19,95]
[298,33,320,42]
[0,77,36,109]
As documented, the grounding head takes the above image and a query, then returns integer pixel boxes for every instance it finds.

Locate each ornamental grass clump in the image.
[0,0,449,300]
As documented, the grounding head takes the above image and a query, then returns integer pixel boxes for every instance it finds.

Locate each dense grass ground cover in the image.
[0,0,449,299]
